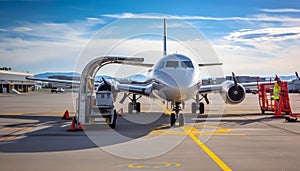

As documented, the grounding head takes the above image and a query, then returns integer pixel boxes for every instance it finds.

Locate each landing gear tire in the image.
[170,113,176,127]
[191,102,197,114]
[199,102,204,114]
[128,102,133,114]
[136,102,141,113]
[178,113,184,126]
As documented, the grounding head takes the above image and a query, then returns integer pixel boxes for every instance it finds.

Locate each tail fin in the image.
[163,18,167,56]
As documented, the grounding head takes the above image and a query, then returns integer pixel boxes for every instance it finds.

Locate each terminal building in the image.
[202,76,265,85]
[225,75,266,83]
[0,69,34,93]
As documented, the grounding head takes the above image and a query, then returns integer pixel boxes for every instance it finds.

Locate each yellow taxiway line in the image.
[182,126,232,171]
[155,103,233,170]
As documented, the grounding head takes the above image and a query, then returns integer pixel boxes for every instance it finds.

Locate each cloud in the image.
[103,13,138,19]
[26,22,86,41]
[0,21,92,73]
[102,13,300,23]
[260,8,300,13]
[13,27,32,32]
[1,13,300,76]
[0,28,8,32]
[224,27,300,44]
[85,17,105,24]
[214,40,300,76]
[214,25,300,76]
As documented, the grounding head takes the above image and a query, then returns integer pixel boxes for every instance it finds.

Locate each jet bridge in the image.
[76,56,144,125]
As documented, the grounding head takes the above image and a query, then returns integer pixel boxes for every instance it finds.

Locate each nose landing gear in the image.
[170,102,184,127]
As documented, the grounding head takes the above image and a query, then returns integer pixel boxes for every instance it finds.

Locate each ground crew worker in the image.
[273,79,281,110]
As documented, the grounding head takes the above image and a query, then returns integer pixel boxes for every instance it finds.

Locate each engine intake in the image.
[221,81,246,104]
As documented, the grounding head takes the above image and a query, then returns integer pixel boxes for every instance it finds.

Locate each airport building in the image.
[203,76,265,85]
[0,69,34,93]
[225,76,266,83]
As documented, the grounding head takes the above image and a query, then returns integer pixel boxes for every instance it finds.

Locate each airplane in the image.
[27,18,263,127]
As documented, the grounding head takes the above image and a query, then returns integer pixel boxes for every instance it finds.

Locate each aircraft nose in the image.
[153,70,198,101]
[154,70,193,89]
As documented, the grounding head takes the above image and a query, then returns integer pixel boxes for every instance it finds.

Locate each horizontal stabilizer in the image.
[123,63,153,67]
[99,56,153,67]
[198,63,223,67]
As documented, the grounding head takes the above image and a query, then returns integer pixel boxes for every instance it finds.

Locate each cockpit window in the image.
[166,61,179,68]
[156,61,165,69]
[181,61,194,68]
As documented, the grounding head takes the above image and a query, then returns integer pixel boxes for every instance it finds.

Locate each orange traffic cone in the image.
[77,123,84,131]
[67,117,77,132]
[62,110,71,120]
[117,107,124,117]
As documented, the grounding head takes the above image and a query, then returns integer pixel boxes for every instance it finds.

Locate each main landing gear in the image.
[119,93,142,114]
[170,102,184,127]
[191,94,208,114]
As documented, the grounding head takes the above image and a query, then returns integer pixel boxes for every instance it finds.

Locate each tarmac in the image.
[0,92,300,171]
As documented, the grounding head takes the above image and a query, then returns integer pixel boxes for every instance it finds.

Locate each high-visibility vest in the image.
[273,83,281,100]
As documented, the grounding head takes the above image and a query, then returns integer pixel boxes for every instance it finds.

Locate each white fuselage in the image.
[149,54,201,102]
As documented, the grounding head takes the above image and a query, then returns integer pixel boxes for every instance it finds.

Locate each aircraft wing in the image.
[199,81,275,94]
[116,82,153,96]
[199,84,223,93]
[27,75,154,97]
[26,76,81,85]
[26,76,105,87]
[199,71,277,94]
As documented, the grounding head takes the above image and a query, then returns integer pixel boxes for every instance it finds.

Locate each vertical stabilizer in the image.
[163,18,167,56]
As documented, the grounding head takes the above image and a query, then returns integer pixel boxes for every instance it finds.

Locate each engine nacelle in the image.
[221,81,246,104]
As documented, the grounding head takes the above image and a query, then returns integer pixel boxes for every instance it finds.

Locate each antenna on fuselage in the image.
[163,18,167,56]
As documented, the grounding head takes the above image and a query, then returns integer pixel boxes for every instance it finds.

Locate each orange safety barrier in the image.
[258,82,292,117]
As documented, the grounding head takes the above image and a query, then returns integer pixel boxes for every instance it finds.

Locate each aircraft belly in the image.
[153,85,197,102]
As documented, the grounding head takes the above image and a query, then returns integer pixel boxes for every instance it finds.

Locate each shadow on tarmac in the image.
[0,115,96,153]
[0,113,169,153]
[0,112,279,153]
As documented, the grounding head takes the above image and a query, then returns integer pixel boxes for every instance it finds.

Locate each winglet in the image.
[163,18,167,56]
[296,71,299,80]
[275,74,280,81]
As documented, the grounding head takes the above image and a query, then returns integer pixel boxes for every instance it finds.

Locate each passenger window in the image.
[181,61,194,68]
[166,61,179,68]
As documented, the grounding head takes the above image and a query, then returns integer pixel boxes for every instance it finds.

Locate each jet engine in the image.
[221,81,246,104]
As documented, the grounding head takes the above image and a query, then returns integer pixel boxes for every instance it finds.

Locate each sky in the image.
[0,0,300,77]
